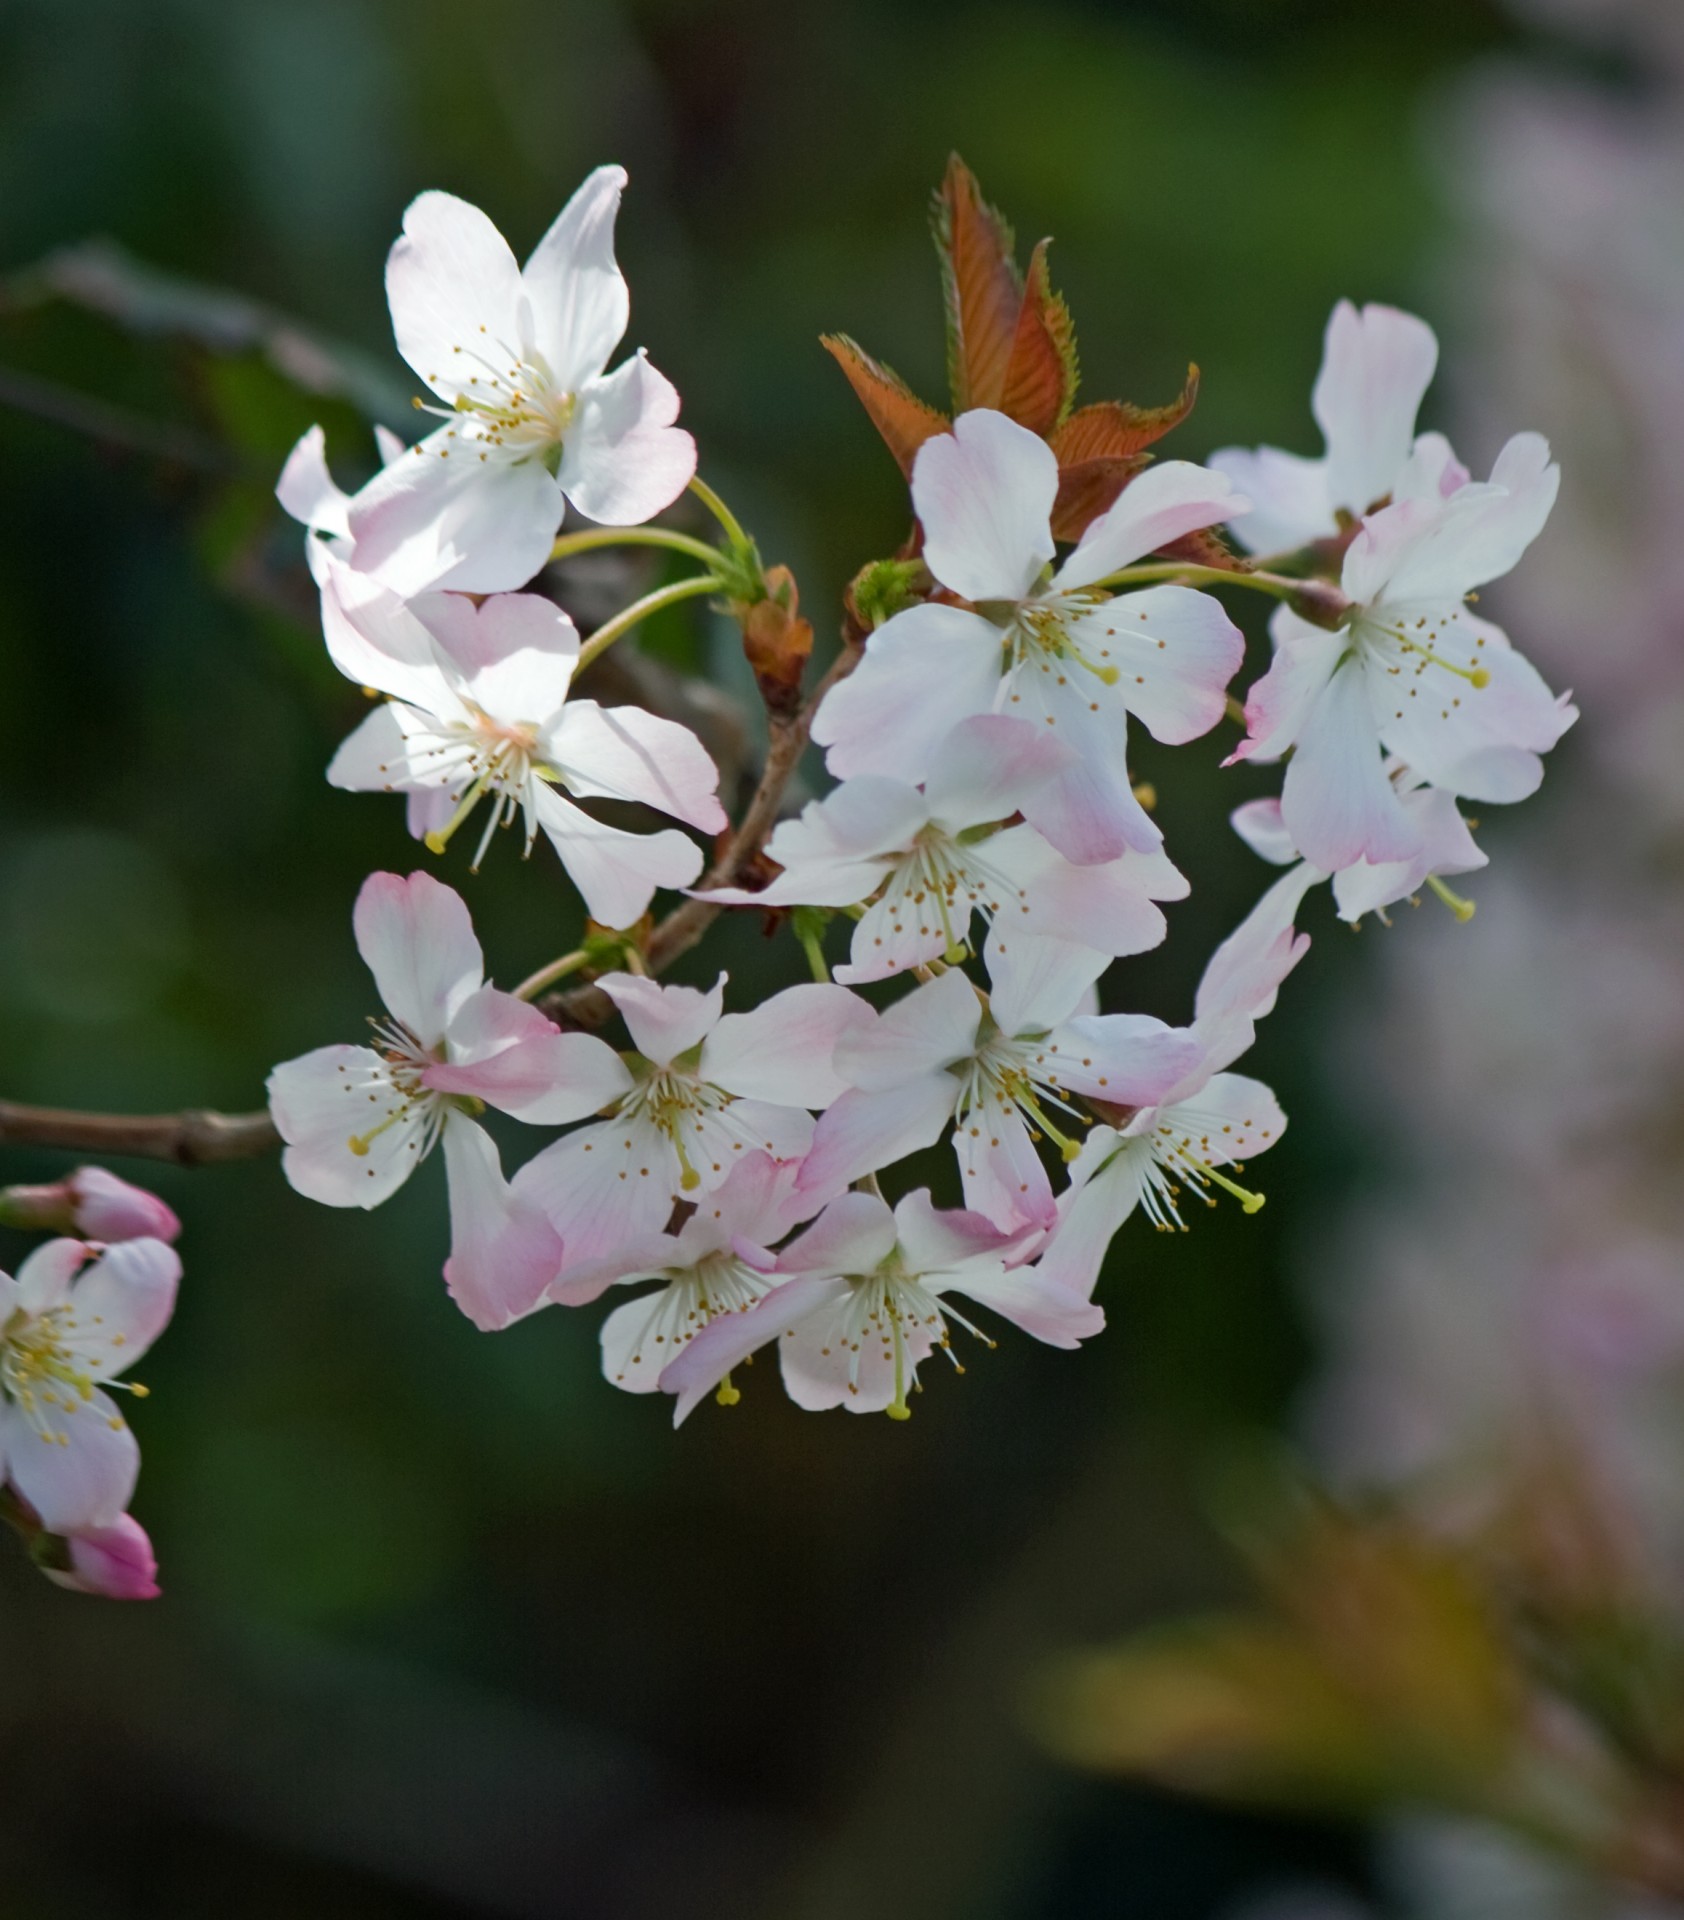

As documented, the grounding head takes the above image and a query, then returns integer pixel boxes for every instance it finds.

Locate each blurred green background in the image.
[0,0,1592,1913]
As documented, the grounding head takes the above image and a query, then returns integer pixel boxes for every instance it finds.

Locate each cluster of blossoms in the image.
[0,1168,180,1598]
[257,162,1572,1431]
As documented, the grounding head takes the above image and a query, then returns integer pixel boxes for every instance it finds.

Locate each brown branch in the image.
[0,1099,279,1167]
[540,635,864,1029]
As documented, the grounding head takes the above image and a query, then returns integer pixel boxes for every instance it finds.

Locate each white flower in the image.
[812,409,1248,862]
[1211,300,1441,554]
[320,565,726,929]
[342,170,696,595]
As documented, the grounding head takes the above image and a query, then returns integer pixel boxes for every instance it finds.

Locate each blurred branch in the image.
[0,362,234,472]
[0,1099,278,1166]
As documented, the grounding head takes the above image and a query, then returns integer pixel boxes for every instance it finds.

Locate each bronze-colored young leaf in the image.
[997,239,1080,437]
[931,154,1023,413]
[1049,453,1152,543]
[820,334,949,476]
[1051,365,1201,464]
[1156,525,1252,572]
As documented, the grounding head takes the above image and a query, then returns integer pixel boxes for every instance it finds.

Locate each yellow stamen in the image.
[1427,874,1477,923]
[715,1372,741,1407]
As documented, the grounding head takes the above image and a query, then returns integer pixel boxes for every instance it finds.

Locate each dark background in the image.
[0,1,1599,1913]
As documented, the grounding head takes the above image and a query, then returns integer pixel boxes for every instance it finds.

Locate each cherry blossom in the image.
[659,1189,1103,1424]
[799,947,1201,1232]
[553,1152,826,1395]
[276,421,406,582]
[342,170,696,595]
[703,714,1189,982]
[0,1237,178,1534]
[0,1167,180,1244]
[514,972,866,1274]
[42,1513,160,1600]
[1229,434,1576,872]
[1210,300,1440,555]
[267,871,625,1327]
[812,408,1248,862]
[320,569,725,927]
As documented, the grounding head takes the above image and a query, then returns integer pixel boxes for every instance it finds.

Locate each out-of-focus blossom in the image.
[343,171,696,595]
[0,1237,177,1534]
[0,1166,181,1244]
[320,570,725,927]
[660,1188,1100,1424]
[814,408,1247,862]
[267,871,621,1326]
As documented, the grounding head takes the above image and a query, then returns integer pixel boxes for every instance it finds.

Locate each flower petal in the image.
[1055,461,1251,592]
[440,1118,565,1330]
[836,966,982,1089]
[912,408,1058,603]
[796,1077,959,1199]
[268,1045,434,1210]
[3,1390,139,1533]
[60,1239,180,1378]
[520,164,630,391]
[548,700,726,833]
[428,986,634,1123]
[661,1273,847,1425]
[1312,300,1438,517]
[354,869,483,1043]
[1207,446,1332,555]
[701,983,871,1107]
[385,190,525,403]
[557,351,695,527]
[1279,657,1420,871]
[1073,585,1245,745]
[923,713,1074,830]
[598,971,724,1064]
[776,1190,899,1277]
[533,787,702,928]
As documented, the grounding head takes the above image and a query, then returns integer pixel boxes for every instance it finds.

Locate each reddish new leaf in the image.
[998,239,1080,437]
[1155,525,1252,573]
[931,154,1023,412]
[1051,365,1201,464]
[821,334,949,476]
[1050,454,1152,543]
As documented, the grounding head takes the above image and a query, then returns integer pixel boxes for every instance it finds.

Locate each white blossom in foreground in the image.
[1211,300,1440,555]
[515,972,866,1275]
[1230,434,1576,872]
[813,409,1248,862]
[800,946,1200,1232]
[267,871,628,1327]
[660,1189,1101,1424]
[0,1237,178,1534]
[704,714,1188,982]
[344,169,696,595]
[320,568,725,928]
[275,422,406,582]
[553,1152,825,1395]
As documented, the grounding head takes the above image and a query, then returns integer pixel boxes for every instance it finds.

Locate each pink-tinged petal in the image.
[1312,300,1438,517]
[942,1263,1104,1349]
[421,591,579,718]
[892,1189,1032,1274]
[776,1190,898,1277]
[354,869,483,1043]
[778,1288,940,1415]
[1229,796,1301,867]
[1279,659,1420,871]
[797,1077,959,1198]
[701,983,872,1107]
[558,351,696,527]
[695,1148,821,1248]
[662,1274,847,1425]
[984,932,1107,1037]
[60,1239,180,1378]
[440,1118,564,1330]
[1229,612,1347,765]
[1393,430,1470,503]
[3,1390,138,1533]
[600,1273,778,1395]
[923,713,1075,829]
[836,892,952,985]
[835,967,981,1090]
[406,787,457,843]
[955,1097,1056,1232]
[1155,1071,1286,1171]
[1037,1132,1147,1299]
[45,1514,159,1600]
[1339,494,1437,607]
[520,164,630,391]
[268,1045,433,1210]
[428,986,633,1122]
[1039,1013,1204,1107]
[318,555,459,709]
[1207,446,1333,555]
[277,425,350,538]
[811,603,1004,782]
[1073,585,1245,745]
[1377,433,1558,602]
[1018,752,1161,863]
[913,409,1059,602]
[13,1238,93,1315]
[346,431,564,596]
[1055,461,1251,591]
[385,190,525,401]
[598,971,724,1064]
[1015,843,1173,959]
[533,787,701,928]
[64,1168,180,1246]
[548,700,726,833]
[769,776,929,865]
[517,1122,677,1280]
[703,1099,815,1173]
[1331,788,1486,924]
[1194,868,1318,1028]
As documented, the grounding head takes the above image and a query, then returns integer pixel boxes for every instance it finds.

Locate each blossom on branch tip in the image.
[702,713,1188,982]
[320,566,726,929]
[1229,434,1576,872]
[659,1189,1101,1425]
[812,408,1249,862]
[42,1513,160,1600]
[0,1237,178,1535]
[342,170,696,595]
[0,1167,180,1245]
[266,871,625,1326]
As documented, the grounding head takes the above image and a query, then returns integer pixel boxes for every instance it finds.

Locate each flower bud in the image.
[39,1515,160,1601]
[0,1167,181,1243]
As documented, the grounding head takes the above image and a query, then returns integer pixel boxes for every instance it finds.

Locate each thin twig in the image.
[0,1100,279,1167]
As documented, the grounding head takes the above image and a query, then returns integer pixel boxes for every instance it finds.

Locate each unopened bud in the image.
[38,1515,160,1601]
[0,1166,179,1243]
